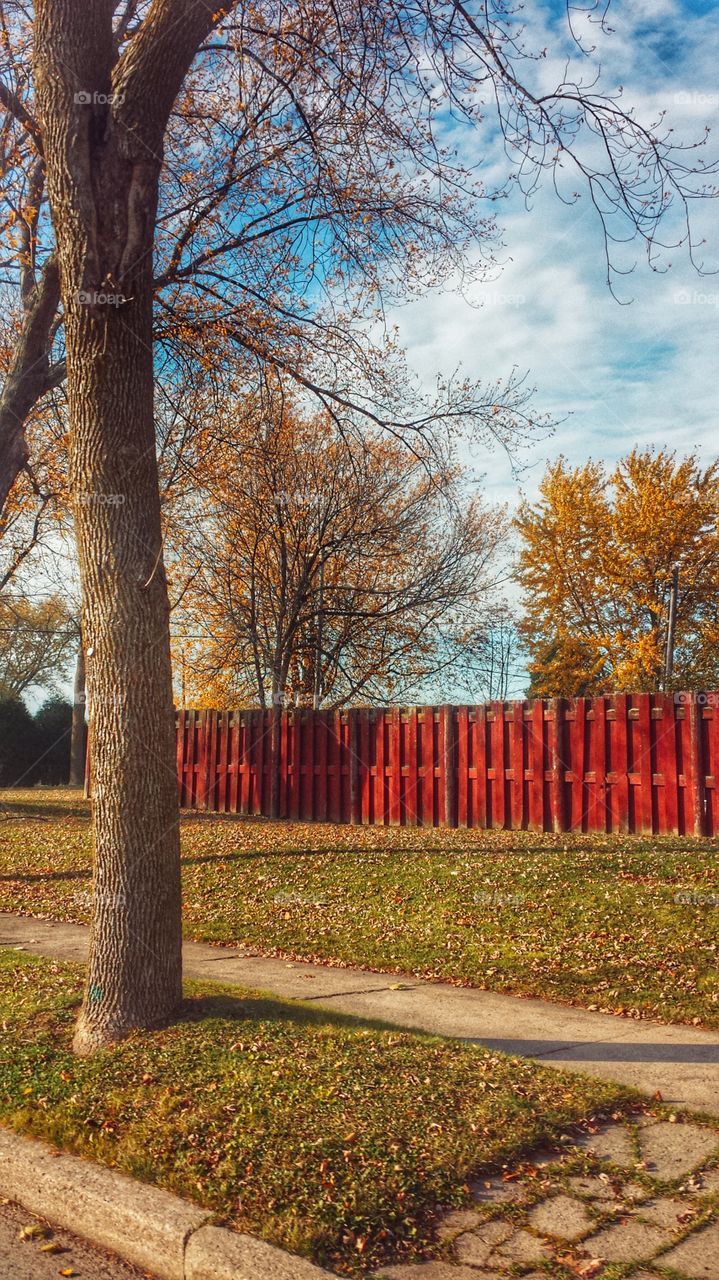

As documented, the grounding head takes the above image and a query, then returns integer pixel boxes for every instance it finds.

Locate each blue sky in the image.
[389,0,719,510]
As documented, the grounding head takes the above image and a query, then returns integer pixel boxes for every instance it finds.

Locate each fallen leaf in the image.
[19,1224,49,1241]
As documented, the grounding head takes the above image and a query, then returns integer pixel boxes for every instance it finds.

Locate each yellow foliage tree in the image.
[515,448,719,695]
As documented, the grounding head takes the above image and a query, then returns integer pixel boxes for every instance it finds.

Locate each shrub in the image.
[33,697,73,785]
[0,697,38,787]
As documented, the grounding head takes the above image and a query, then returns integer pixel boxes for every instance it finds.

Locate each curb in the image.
[0,1126,336,1279]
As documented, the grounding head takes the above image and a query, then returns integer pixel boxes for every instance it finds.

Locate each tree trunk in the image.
[34,3,184,1052]
[69,631,86,788]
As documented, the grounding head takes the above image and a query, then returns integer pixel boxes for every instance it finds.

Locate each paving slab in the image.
[623,1181,654,1203]
[582,1219,671,1262]
[2,912,719,1114]
[634,1195,695,1228]
[639,1121,719,1180]
[454,1219,513,1267]
[436,1209,481,1240]
[492,1227,554,1264]
[575,1124,637,1166]
[659,1219,719,1278]
[527,1193,594,1240]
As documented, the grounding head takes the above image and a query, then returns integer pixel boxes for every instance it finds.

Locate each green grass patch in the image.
[0,949,630,1274]
[1,788,719,1027]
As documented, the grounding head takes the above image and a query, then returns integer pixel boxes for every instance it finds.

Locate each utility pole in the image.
[664,564,679,688]
[69,627,86,787]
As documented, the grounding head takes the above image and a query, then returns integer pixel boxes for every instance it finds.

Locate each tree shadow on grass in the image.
[178,987,418,1040]
[0,798,90,822]
[178,990,719,1066]
[0,868,90,883]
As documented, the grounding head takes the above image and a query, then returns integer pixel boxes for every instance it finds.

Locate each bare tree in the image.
[459,605,523,701]
[174,391,508,710]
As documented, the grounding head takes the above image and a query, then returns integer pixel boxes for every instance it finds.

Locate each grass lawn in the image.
[0,949,632,1275]
[1,788,718,1028]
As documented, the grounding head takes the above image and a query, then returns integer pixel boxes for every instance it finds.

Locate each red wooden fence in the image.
[175,693,719,835]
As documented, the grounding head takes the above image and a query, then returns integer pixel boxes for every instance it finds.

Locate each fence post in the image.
[688,697,707,837]
[269,706,281,819]
[474,703,488,830]
[389,707,401,825]
[457,705,469,828]
[510,700,525,830]
[528,699,544,831]
[442,704,456,827]
[348,708,361,825]
[550,696,567,832]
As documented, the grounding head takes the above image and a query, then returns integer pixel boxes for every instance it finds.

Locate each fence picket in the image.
[406,706,420,826]
[549,697,566,833]
[457,705,469,829]
[510,701,524,830]
[488,701,505,829]
[687,697,706,836]
[656,695,679,835]
[705,700,719,836]
[588,697,606,834]
[637,693,653,834]
[612,694,630,834]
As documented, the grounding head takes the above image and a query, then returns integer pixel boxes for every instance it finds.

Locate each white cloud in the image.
[390,0,719,511]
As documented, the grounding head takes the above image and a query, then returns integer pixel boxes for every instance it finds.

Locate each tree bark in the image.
[70,283,182,1052]
[69,630,86,787]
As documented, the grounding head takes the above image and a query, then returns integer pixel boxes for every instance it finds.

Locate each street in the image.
[0,1200,155,1280]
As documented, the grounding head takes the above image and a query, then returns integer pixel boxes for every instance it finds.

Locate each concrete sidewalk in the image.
[2,911,719,1115]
